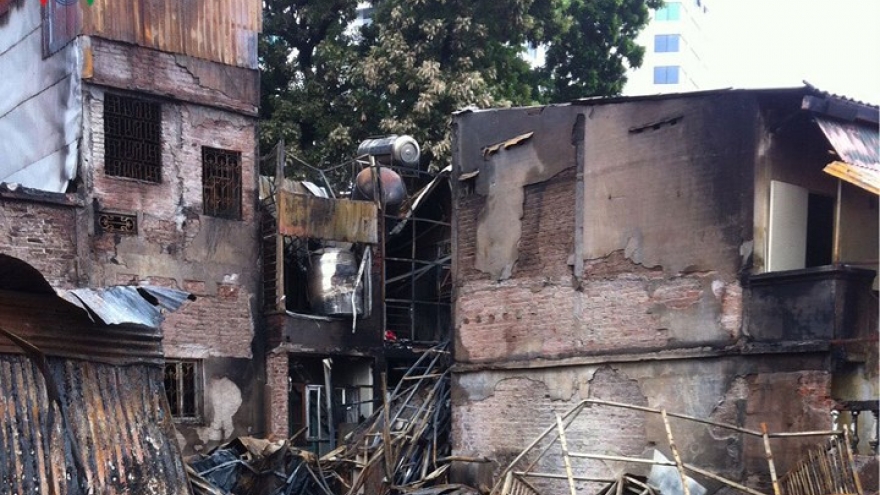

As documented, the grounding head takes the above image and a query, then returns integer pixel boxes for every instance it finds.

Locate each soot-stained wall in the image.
[453,92,758,366]
[449,91,857,489]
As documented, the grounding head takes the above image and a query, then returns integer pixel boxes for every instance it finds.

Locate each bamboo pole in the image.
[556,414,578,495]
[761,423,782,495]
[661,409,691,495]
[490,401,588,494]
[842,429,864,495]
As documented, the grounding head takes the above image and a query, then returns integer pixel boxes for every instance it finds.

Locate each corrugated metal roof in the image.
[63,286,194,328]
[0,255,194,365]
[0,354,191,494]
[815,117,879,169]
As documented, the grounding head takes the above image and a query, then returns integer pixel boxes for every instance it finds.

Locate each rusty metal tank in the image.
[351,166,407,214]
[307,248,364,316]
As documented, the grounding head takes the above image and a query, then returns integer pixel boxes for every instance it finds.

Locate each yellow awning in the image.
[823,161,880,196]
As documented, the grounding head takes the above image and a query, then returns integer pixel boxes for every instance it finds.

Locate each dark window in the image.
[202,147,243,220]
[805,193,834,267]
[655,2,681,21]
[653,66,680,84]
[654,34,681,53]
[164,360,202,421]
[104,94,162,182]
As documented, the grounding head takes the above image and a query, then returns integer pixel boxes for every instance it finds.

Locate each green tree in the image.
[259,0,661,179]
[541,0,662,102]
[259,0,361,182]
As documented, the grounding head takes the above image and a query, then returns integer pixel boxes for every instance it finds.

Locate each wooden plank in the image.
[278,191,378,244]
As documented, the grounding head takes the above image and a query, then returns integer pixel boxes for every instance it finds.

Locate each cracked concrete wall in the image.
[452,355,833,491]
[88,37,259,115]
[81,80,261,453]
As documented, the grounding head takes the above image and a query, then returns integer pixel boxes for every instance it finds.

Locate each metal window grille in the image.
[164,360,202,421]
[202,147,242,219]
[96,211,138,235]
[104,94,162,182]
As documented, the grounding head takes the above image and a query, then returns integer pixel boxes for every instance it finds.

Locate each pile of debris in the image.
[188,343,477,495]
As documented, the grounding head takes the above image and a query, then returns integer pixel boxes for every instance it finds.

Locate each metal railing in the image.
[493,399,864,495]
[833,400,879,455]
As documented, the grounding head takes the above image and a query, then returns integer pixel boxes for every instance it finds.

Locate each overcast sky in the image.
[709,0,880,103]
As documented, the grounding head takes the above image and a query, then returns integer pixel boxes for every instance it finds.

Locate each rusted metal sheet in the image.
[815,116,879,194]
[81,0,261,68]
[0,354,191,494]
[43,0,81,55]
[815,117,879,168]
[278,191,378,244]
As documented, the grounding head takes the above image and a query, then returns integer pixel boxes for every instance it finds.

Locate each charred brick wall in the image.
[452,356,834,492]
[0,194,80,288]
[79,43,262,453]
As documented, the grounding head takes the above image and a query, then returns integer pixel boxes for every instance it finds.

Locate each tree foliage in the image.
[259,0,662,181]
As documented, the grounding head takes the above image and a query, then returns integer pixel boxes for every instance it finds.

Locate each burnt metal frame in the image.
[378,163,451,343]
[103,93,163,183]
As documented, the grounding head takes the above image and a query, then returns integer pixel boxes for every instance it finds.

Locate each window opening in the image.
[164,359,202,421]
[104,94,162,182]
[654,34,680,53]
[655,2,681,21]
[653,66,680,84]
[203,147,243,219]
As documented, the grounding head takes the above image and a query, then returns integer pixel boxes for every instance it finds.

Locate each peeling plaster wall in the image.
[451,355,833,491]
[453,94,756,364]
[0,1,82,192]
[449,92,863,490]
[174,357,261,455]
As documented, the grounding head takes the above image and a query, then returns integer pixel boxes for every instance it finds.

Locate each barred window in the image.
[202,147,242,220]
[104,94,162,182]
[164,359,202,422]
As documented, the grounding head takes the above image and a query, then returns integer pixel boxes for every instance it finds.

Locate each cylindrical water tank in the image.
[357,135,421,168]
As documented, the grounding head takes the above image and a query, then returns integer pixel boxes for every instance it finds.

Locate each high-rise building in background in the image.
[624,0,715,95]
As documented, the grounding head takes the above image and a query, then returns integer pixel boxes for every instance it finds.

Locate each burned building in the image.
[0,0,263,454]
[260,142,452,454]
[449,87,878,491]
